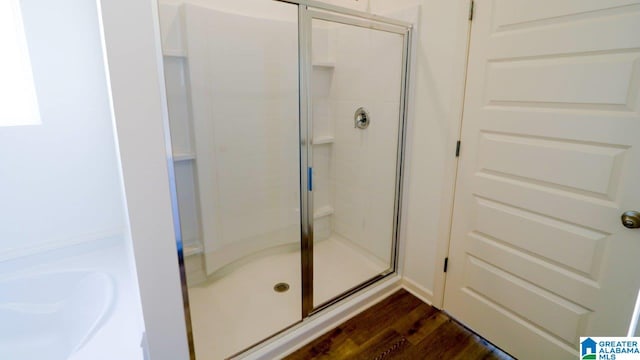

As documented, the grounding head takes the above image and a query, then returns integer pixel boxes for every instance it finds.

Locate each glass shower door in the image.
[303,10,410,309]
[157,1,302,358]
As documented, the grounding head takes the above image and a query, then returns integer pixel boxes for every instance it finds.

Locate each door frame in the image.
[429,0,474,309]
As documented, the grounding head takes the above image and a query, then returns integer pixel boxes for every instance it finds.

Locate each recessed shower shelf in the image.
[173,152,196,162]
[314,205,334,219]
[312,136,335,145]
[312,61,336,68]
[163,49,188,57]
[183,242,203,257]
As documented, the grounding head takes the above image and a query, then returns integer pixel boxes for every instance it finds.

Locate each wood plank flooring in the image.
[285,289,514,360]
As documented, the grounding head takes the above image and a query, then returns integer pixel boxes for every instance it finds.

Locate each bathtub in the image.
[0,270,115,360]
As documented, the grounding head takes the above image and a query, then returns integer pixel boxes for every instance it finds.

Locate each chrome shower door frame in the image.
[288,0,413,318]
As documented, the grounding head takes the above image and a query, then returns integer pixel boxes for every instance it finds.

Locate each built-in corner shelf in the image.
[163,49,188,58]
[173,152,196,162]
[314,205,334,219]
[312,136,335,145]
[183,242,204,257]
[312,61,336,69]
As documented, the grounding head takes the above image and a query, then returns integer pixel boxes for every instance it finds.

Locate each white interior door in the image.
[444,1,640,359]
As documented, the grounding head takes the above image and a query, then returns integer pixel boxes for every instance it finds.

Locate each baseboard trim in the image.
[401,277,435,307]
[241,275,403,359]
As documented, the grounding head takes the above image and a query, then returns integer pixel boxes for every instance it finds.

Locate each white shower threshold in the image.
[187,235,390,359]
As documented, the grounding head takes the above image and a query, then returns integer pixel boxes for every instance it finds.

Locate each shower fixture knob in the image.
[354,107,370,129]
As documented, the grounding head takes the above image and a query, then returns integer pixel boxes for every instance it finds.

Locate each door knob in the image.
[621,211,640,229]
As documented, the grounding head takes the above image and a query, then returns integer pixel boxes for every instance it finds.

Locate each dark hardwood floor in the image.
[285,289,514,360]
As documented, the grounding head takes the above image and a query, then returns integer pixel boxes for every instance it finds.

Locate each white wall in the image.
[0,0,145,358]
[370,0,470,306]
[316,0,471,305]
[0,0,126,256]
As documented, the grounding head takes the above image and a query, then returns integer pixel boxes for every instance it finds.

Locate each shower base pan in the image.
[187,235,387,359]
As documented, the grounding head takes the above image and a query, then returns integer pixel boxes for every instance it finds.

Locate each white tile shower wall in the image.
[183,4,301,275]
[159,3,203,258]
[0,0,145,357]
[163,56,193,156]
[311,24,334,242]
[174,161,200,244]
[158,2,186,55]
[311,25,335,65]
[313,144,332,241]
[326,21,404,264]
[313,146,332,209]
[312,68,334,138]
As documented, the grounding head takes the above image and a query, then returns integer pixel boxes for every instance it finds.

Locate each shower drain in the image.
[273,282,290,293]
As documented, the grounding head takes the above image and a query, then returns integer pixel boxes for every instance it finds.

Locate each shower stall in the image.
[157,0,412,357]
